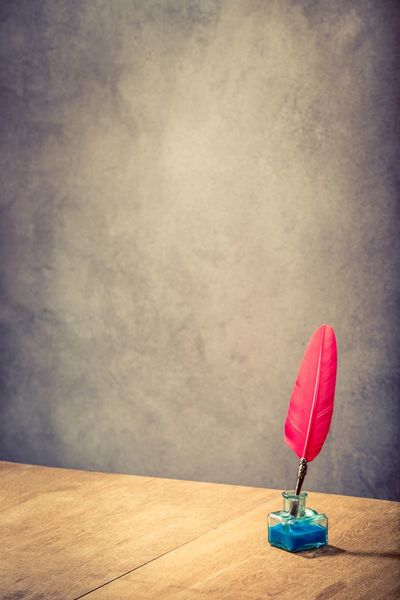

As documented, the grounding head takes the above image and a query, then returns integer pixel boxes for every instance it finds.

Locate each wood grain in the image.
[1,461,399,600]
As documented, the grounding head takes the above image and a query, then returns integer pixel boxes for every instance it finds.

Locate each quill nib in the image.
[295,458,308,495]
[290,458,308,516]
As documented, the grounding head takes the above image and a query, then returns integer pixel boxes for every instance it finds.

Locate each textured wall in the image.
[1,0,399,500]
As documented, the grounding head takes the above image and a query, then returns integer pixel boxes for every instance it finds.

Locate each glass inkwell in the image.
[268,489,328,552]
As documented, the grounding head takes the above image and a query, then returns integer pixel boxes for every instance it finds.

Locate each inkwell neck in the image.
[283,490,307,517]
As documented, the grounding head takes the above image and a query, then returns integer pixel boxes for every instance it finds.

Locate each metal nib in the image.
[295,457,308,495]
[290,458,308,517]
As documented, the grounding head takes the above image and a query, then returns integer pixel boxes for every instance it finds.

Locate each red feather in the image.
[284,324,337,462]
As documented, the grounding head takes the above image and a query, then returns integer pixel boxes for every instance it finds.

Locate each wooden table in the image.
[1,461,399,599]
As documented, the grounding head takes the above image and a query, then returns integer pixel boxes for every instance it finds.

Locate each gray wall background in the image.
[1,0,399,500]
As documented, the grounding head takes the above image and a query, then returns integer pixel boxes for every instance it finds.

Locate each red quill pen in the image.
[284,324,337,495]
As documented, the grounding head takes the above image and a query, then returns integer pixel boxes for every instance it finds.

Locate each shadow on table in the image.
[299,545,400,560]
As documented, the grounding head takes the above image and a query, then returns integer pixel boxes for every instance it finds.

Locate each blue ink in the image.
[269,522,327,552]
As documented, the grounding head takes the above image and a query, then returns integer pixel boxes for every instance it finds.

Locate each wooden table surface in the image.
[1,461,399,599]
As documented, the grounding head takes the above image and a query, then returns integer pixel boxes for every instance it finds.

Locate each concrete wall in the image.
[1,0,399,500]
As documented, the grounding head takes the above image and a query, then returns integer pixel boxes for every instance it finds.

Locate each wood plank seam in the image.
[71,498,271,600]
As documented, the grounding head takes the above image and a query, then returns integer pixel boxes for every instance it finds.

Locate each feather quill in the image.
[284,324,337,495]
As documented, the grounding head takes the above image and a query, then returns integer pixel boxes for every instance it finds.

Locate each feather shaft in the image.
[302,324,325,459]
